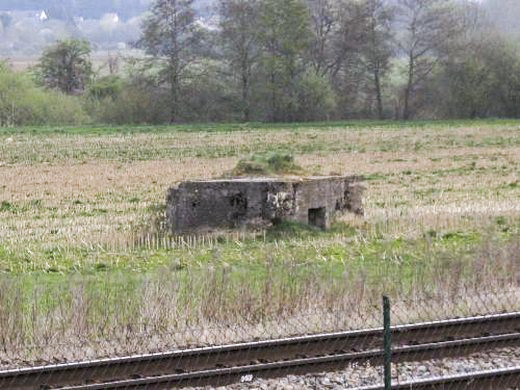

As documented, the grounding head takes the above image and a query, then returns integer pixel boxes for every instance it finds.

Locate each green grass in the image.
[1,118,520,136]
[2,220,518,364]
[0,219,513,275]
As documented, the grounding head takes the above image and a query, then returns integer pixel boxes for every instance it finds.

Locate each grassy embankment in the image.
[1,120,520,366]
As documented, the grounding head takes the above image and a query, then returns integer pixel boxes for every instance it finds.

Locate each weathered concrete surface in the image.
[166,176,364,233]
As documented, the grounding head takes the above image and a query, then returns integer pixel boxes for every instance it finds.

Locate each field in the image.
[1,120,520,367]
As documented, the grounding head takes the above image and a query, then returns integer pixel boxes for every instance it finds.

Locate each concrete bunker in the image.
[166,176,364,234]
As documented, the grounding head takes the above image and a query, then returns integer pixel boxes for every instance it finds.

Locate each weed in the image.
[0,201,13,212]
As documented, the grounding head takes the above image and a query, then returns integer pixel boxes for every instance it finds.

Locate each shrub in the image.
[0,64,89,126]
[88,75,123,100]
[86,60,238,125]
[296,70,337,121]
[85,76,171,125]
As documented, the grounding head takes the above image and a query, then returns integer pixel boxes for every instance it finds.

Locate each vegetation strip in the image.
[2,312,519,389]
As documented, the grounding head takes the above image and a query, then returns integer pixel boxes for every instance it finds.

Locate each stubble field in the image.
[1,120,520,367]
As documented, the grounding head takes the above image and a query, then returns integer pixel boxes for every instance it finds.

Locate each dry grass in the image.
[1,123,519,257]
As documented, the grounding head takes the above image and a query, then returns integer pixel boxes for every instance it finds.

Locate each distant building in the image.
[100,13,120,32]
[105,13,119,24]
[39,10,48,22]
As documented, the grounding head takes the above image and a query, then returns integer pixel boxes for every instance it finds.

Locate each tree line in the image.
[2,0,520,126]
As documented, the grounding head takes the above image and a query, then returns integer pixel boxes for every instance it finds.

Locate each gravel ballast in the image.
[190,347,520,389]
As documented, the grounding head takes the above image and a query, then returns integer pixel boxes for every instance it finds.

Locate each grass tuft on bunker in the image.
[231,152,304,177]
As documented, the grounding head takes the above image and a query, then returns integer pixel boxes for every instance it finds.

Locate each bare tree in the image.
[219,0,261,122]
[307,0,337,76]
[361,0,394,119]
[396,0,463,119]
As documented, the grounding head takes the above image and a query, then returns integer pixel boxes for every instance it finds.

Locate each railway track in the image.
[354,366,520,389]
[2,311,520,390]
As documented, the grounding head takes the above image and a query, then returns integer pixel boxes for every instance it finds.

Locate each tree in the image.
[361,0,394,119]
[219,0,261,122]
[307,0,370,119]
[36,39,92,94]
[431,21,520,119]
[138,0,201,123]
[307,0,337,77]
[396,0,463,119]
[259,0,311,122]
[326,0,367,82]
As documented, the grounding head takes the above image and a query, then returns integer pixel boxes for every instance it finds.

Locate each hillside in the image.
[0,0,151,20]
[0,0,215,56]
[0,0,214,19]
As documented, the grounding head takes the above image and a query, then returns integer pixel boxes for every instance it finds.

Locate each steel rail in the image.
[1,311,520,389]
[56,333,520,389]
[354,366,520,389]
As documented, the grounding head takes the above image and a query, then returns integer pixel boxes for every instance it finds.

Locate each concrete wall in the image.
[166,176,364,234]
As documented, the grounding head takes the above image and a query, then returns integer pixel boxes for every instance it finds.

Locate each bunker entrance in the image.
[229,192,248,221]
[308,207,326,229]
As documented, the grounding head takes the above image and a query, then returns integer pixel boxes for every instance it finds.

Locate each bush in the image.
[0,64,89,126]
[85,74,171,125]
[296,70,337,121]
[88,75,123,100]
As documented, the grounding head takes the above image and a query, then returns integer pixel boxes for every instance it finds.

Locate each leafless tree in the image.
[396,0,463,119]
[361,0,394,119]
[219,0,261,122]
[307,0,337,76]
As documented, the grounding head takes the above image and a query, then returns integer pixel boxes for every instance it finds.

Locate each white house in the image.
[38,10,48,21]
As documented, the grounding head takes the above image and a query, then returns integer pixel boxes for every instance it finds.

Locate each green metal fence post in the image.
[383,295,392,390]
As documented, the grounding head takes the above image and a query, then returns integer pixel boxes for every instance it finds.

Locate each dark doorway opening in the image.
[308,207,327,229]
[229,192,248,221]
